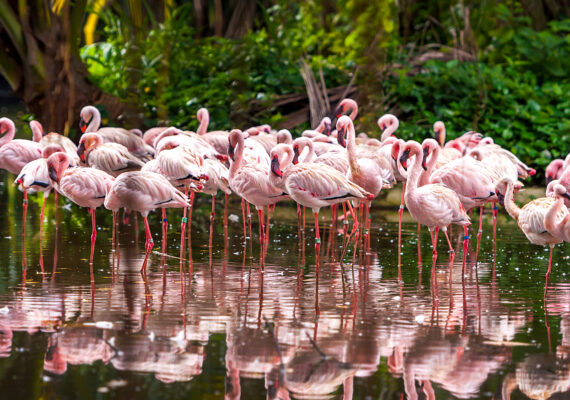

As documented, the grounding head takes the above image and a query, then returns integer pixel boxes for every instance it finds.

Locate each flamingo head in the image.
[399,149,411,171]
[77,133,101,162]
[292,144,300,165]
[422,146,429,171]
[42,145,64,159]
[271,154,282,177]
[336,116,352,148]
[323,118,332,136]
[197,108,208,122]
[433,121,445,146]
[259,125,271,134]
[47,153,70,183]
[79,109,93,133]
[0,118,12,136]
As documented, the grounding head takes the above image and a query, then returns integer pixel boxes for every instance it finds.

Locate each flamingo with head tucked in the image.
[399,140,470,255]
[77,133,143,177]
[544,184,570,243]
[546,169,570,209]
[545,159,565,185]
[31,120,79,166]
[0,118,43,175]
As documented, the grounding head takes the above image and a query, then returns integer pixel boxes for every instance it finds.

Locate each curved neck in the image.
[380,116,399,141]
[419,144,439,185]
[197,109,209,135]
[503,181,520,221]
[229,133,244,178]
[0,119,15,147]
[406,144,424,191]
[31,121,43,142]
[345,99,358,120]
[87,107,101,132]
[300,140,316,163]
[544,198,566,238]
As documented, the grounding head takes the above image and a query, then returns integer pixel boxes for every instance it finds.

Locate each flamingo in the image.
[104,171,191,262]
[314,117,332,136]
[31,120,79,166]
[546,169,570,208]
[143,127,170,147]
[545,159,567,185]
[15,146,64,225]
[495,177,568,293]
[245,126,276,155]
[201,158,231,222]
[335,98,358,120]
[79,105,154,160]
[544,183,570,243]
[46,152,114,262]
[276,129,293,145]
[336,116,394,238]
[292,137,349,175]
[269,143,372,248]
[77,133,143,177]
[0,117,43,175]
[228,129,288,250]
[377,114,399,141]
[431,121,462,168]
[399,140,471,255]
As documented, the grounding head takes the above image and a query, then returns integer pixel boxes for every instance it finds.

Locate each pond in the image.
[0,175,568,400]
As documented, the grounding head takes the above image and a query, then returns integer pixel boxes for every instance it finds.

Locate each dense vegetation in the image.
[1,0,568,181]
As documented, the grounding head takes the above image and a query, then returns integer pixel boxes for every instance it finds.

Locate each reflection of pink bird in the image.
[47,153,114,262]
[270,144,372,246]
[496,178,568,292]
[544,184,570,243]
[105,171,190,257]
[0,118,42,175]
[399,140,470,254]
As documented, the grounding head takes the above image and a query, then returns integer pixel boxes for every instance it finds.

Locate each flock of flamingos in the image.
[0,98,569,286]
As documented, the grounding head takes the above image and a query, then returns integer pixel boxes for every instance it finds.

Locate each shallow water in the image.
[0,176,569,400]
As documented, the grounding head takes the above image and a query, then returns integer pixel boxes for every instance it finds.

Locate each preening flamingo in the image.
[79,105,154,160]
[495,177,568,293]
[47,152,114,262]
[31,120,79,166]
[77,133,143,177]
[104,171,191,261]
[270,143,372,247]
[544,184,570,243]
[399,140,471,255]
[314,117,332,136]
[545,159,565,184]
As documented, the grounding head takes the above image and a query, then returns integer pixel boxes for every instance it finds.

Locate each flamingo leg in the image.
[180,189,189,262]
[211,195,216,222]
[257,208,265,255]
[90,208,97,264]
[429,227,437,256]
[297,203,302,232]
[462,226,469,276]
[443,229,454,254]
[303,206,306,231]
[40,194,47,225]
[417,223,422,263]
[398,182,406,259]
[22,189,28,236]
[54,190,58,215]
[544,245,554,297]
[241,198,247,241]
[144,215,154,253]
[112,210,117,249]
[475,206,483,261]
[346,201,359,237]
[492,202,498,250]
[224,193,228,228]
[187,192,195,255]
[314,212,321,246]
[161,208,167,252]
[266,205,271,247]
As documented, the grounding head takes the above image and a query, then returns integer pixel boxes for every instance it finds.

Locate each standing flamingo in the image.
[269,144,372,249]
[544,184,570,243]
[104,171,191,266]
[0,118,43,175]
[31,120,79,166]
[228,129,288,251]
[495,178,568,294]
[545,159,565,185]
[399,140,471,255]
[546,169,570,208]
[46,152,114,263]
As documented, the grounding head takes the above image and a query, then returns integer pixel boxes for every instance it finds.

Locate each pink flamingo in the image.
[544,184,570,243]
[336,116,394,238]
[399,140,471,255]
[31,120,79,166]
[335,99,358,120]
[79,105,154,160]
[0,118,43,175]
[495,178,568,294]
[143,127,169,147]
[196,108,230,155]
[77,133,143,177]
[432,122,462,168]
[292,137,349,175]
[15,146,65,225]
[47,152,114,263]
[228,129,288,250]
[377,114,399,141]
[270,143,372,249]
[104,171,190,263]
[276,129,293,144]
[314,117,332,135]
[546,169,570,208]
[545,159,566,185]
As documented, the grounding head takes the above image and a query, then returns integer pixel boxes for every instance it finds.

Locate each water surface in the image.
[0,178,569,400]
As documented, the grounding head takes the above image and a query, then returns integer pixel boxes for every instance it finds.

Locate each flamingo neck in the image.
[380,117,399,141]
[301,140,316,163]
[0,120,15,147]
[406,144,423,193]
[229,134,244,178]
[419,144,439,186]
[346,121,360,175]
[31,122,43,142]
[503,181,520,222]
[197,110,209,135]
[544,197,565,238]
[87,107,101,132]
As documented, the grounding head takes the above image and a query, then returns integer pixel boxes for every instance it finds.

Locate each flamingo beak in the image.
[0,127,7,135]
[79,118,87,133]
[399,149,410,171]
[546,176,553,185]
[77,142,85,161]
[496,191,505,207]
[435,130,442,146]
[271,155,282,177]
[228,143,235,160]
[48,165,58,182]
[335,105,342,119]
[337,127,347,148]
[324,121,331,136]
[422,147,429,170]
[529,168,536,176]
[292,146,300,165]
[563,192,570,201]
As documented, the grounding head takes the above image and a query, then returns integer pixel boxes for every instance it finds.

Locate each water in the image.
[0,177,569,400]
